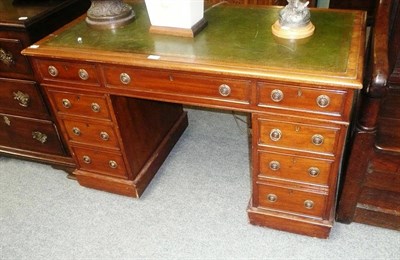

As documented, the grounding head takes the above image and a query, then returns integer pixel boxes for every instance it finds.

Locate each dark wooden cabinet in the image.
[0,0,90,168]
[330,0,378,25]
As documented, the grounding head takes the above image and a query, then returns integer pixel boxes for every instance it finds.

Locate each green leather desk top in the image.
[24,2,366,88]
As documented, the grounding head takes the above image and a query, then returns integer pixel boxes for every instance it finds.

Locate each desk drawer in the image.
[0,37,32,78]
[47,89,111,120]
[103,66,251,104]
[258,150,333,186]
[257,183,327,218]
[62,119,119,149]
[257,82,347,117]
[72,146,128,179]
[257,117,340,156]
[0,114,65,155]
[35,59,100,86]
[0,78,49,119]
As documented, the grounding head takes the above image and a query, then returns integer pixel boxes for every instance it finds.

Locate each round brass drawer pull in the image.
[271,89,284,102]
[48,65,58,77]
[78,69,89,80]
[100,131,109,141]
[267,194,278,202]
[270,129,282,142]
[311,134,324,145]
[109,160,118,169]
[62,99,71,109]
[91,103,100,113]
[72,127,81,136]
[308,167,320,177]
[316,95,330,108]
[218,84,231,97]
[304,200,314,209]
[120,73,131,84]
[83,155,91,164]
[269,161,281,171]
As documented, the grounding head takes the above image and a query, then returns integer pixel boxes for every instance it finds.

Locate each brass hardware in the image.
[62,99,71,108]
[0,48,14,66]
[83,155,91,164]
[72,127,81,136]
[13,91,30,107]
[295,125,301,132]
[109,160,118,168]
[270,129,282,141]
[269,161,281,171]
[308,167,320,177]
[3,116,11,126]
[271,89,284,102]
[267,194,278,202]
[48,65,58,77]
[91,103,100,113]
[100,131,109,141]
[78,69,89,80]
[311,134,324,145]
[120,73,131,84]
[32,131,47,144]
[218,84,231,97]
[316,95,330,108]
[304,200,314,209]
[297,89,302,96]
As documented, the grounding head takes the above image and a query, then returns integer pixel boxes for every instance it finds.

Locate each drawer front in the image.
[257,183,327,218]
[103,66,251,104]
[0,78,49,118]
[258,118,340,155]
[258,151,333,186]
[72,146,128,179]
[0,37,32,78]
[36,59,100,86]
[0,114,65,155]
[47,89,111,120]
[257,83,347,116]
[62,119,119,149]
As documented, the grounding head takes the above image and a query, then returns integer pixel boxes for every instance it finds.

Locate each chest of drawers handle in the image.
[269,160,281,171]
[13,91,30,107]
[3,116,11,126]
[270,129,282,142]
[48,66,59,77]
[120,73,131,84]
[316,95,330,108]
[308,167,320,177]
[271,89,284,102]
[62,99,71,108]
[32,131,47,144]
[91,103,101,113]
[72,127,81,136]
[218,84,231,97]
[83,155,91,164]
[78,69,89,80]
[0,48,15,66]
[304,200,315,209]
[100,131,110,141]
[267,194,278,202]
[311,134,324,145]
[109,160,118,169]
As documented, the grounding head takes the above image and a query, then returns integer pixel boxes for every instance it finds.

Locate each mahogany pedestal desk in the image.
[23,3,366,238]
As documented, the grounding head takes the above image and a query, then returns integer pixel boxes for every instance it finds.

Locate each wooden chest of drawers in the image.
[0,0,90,168]
[23,3,366,238]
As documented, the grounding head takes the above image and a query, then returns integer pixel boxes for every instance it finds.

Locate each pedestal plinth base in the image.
[272,21,315,39]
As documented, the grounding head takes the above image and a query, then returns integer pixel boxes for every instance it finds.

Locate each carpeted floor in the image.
[1,107,399,259]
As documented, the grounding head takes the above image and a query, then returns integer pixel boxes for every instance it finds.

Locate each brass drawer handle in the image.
[72,127,81,136]
[48,65,58,77]
[120,73,131,84]
[100,131,109,141]
[109,160,118,169]
[270,128,282,141]
[311,134,324,146]
[3,116,11,126]
[308,167,320,177]
[218,84,231,97]
[78,69,89,80]
[304,200,314,209]
[83,155,91,164]
[32,131,47,144]
[316,95,330,108]
[269,161,281,171]
[271,89,284,102]
[13,91,30,107]
[267,194,278,202]
[62,99,71,108]
[0,48,15,66]
[91,103,100,113]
